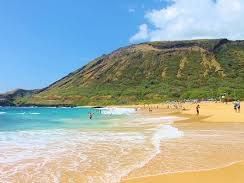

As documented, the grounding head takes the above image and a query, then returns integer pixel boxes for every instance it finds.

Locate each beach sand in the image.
[121,101,244,183]
[180,101,243,123]
[124,161,244,183]
[130,101,244,123]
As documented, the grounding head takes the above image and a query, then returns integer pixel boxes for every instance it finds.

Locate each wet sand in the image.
[122,101,244,183]
[124,161,244,183]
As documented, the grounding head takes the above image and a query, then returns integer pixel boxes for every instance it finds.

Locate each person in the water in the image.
[89,112,93,120]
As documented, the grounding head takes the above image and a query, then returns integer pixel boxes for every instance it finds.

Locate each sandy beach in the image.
[1,102,243,182]
[128,101,243,123]
[124,161,244,183]
[122,101,244,183]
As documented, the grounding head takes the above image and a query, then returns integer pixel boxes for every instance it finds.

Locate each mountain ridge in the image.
[2,39,244,106]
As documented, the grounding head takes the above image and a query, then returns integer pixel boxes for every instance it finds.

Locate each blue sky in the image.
[1,0,244,92]
[0,0,168,93]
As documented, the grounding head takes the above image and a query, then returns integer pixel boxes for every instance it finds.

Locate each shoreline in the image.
[121,101,244,183]
[1,102,244,183]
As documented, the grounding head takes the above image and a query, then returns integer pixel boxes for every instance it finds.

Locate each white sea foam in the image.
[0,112,186,183]
[0,129,148,183]
[0,112,6,115]
[152,125,184,153]
[29,112,40,115]
[101,107,136,115]
[17,112,26,115]
[0,124,184,183]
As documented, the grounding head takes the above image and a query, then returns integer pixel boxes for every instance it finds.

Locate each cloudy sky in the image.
[0,0,243,92]
[131,0,244,42]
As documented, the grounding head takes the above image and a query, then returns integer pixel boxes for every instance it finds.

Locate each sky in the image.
[0,0,243,93]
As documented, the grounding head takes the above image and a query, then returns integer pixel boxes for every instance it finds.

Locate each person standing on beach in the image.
[234,101,238,112]
[196,104,200,115]
[237,100,241,113]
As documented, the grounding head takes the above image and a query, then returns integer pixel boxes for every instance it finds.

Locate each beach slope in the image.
[124,162,244,183]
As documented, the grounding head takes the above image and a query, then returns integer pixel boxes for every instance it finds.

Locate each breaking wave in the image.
[100,107,136,115]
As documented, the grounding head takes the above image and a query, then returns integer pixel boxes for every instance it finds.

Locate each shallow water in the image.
[0,107,183,183]
[125,122,244,180]
[1,107,244,183]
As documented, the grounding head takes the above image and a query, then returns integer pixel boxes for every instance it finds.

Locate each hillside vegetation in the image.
[17,39,244,106]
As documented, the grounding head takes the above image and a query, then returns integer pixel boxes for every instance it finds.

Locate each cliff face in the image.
[15,39,244,105]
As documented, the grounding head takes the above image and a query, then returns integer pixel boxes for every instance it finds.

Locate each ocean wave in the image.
[29,112,40,115]
[152,125,184,153]
[0,124,184,183]
[100,107,136,115]
[17,112,26,115]
[0,112,6,115]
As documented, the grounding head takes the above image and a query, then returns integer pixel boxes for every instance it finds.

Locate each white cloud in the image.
[130,0,244,42]
[130,24,149,42]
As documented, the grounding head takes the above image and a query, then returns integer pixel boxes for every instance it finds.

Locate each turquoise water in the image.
[0,107,122,131]
[0,107,184,183]
[1,107,244,183]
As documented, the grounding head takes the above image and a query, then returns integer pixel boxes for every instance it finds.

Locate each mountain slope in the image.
[20,39,244,106]
[0,89,40,106]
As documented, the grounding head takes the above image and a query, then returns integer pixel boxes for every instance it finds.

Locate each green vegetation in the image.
[17,39,244,106]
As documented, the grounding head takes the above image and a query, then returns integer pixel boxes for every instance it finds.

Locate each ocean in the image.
[0,107,183,183]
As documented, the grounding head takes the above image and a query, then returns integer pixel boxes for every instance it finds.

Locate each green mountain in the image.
[0,89,40,106]
[16,39,244,106]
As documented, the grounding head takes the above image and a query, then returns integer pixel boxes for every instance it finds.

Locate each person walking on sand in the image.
[196,104,200,115]
[234,101,238,112]
[237,100,241,113]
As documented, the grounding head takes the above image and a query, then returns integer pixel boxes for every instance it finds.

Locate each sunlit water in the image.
[0,107,183,183]
[1,107,244,183]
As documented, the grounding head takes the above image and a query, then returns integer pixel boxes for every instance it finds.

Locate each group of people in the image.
[88,108,103,119]
[88,112,94,120]
[195,101,241,116]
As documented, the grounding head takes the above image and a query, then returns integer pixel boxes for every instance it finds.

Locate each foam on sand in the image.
[0,116,184,183]
[152,125,184,153]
